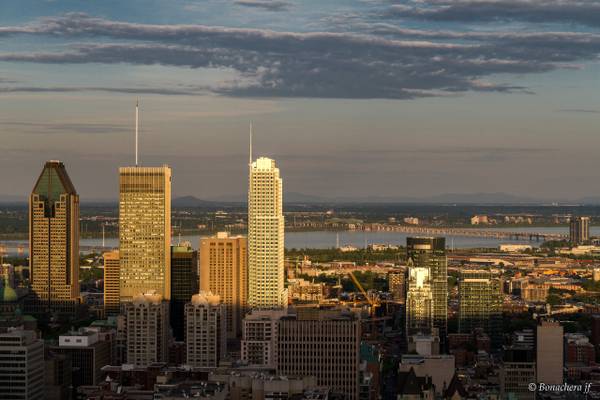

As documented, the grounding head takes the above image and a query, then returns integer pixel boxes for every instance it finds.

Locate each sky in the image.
[1,0,600,202]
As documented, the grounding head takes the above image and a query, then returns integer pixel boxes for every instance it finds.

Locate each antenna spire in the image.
[249,121,253,166]
[135,98,139,166]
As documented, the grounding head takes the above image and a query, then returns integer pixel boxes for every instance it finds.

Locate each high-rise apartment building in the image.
[500,346,536,400]
[241,309,287,366]
[458,269,502,346]
[170,243,198,341]
[123,293,169,366]
[185,291,226,367]
[536,320,564,385]
[119,166,171,301]
[569,216,590,245]
[405,264,433,335]
[388,267,406,303]
[199,232,248,338]
[0,328,45,400]
[103,250,120,316]
[406,237,447,340]
[248,157,286,309]
[29,160,80,312]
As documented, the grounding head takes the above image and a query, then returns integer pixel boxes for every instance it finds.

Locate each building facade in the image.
[277,310,361,400]
[123,293,169,366]
[29,160,80,312]
[0,328,45,400]
[119,166,171,301]
[536,320,564,385]
[103,250,120,316]
[185,291,226,367]
[406,237,447,341]
[248,157,286,309]
[405,264,433,335]
[170,243,198,341]
[388,267,406,303]
[458,269,502,346]
[199,232,248,339]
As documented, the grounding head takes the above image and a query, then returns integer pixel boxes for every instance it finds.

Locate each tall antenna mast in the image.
[135,98,139,166]
[249,121,253,166]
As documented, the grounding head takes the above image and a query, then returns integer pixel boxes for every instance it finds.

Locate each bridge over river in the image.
[355,224,567,242]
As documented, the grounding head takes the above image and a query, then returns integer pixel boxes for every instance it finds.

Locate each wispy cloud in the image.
[386,0,600,27]
[233,0,291,11]
[0,120,129,135]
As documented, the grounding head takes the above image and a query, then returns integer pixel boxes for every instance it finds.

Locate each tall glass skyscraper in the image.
[406,237,447,340]
[119,165,171,301]
[248,157,286,309]
[29,160,80,312]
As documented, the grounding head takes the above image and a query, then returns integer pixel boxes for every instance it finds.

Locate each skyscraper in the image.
[536,320,564,385]
[103,250,120,316]
[405,264,433,335]
[170,243,198,341]
[569,216,590,245]
[406,237,447,340]
[119,165,171,301]
[248,157,286,309]
[123,293,169,366]
[199,232,248,338]
[458,269,502,346]
[29,160,80,312]
[185,291,226,367]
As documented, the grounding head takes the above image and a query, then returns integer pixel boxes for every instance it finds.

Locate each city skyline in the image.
[2,1,600,201]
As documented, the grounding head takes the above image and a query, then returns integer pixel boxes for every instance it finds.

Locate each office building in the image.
[500,346,536,400]
[406,237,447,341]
[44,351,72,400]
[170,243,198,341]
[185,291,226,367]
[200,232,247,339]
[536,320,564,385]
[103,250,120,316]
[458,269,502,346]
[248,157,286,309]
[0,328,44,400]
[119,165,171,301]
[29,160,79,312]
[388,267,406,303]
[277,308,361,400]
[242,307,360,399]
[51,329,111,388]
[569,216,590,245]
[123,293,169,366]
[405,264,433,335]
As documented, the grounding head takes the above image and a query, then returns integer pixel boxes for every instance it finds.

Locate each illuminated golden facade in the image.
[199,232,247,338]
[119,166,171,301]
[29,160,80,309]
[103,250,120,316]
[248,157,286,309]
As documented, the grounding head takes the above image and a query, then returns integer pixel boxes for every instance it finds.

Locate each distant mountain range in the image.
[3,192,600,205]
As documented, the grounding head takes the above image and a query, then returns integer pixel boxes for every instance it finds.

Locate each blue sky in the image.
[2,0,600,201]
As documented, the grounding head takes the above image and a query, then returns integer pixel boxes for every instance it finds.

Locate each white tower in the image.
[248,149,286,309]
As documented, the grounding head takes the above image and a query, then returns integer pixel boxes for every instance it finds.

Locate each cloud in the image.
[0,13,599,99]
[557,108,600,114]
[387,0,600,27]
[0,84,210,96]
[0,120,129,135]
[233,0,291,11]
